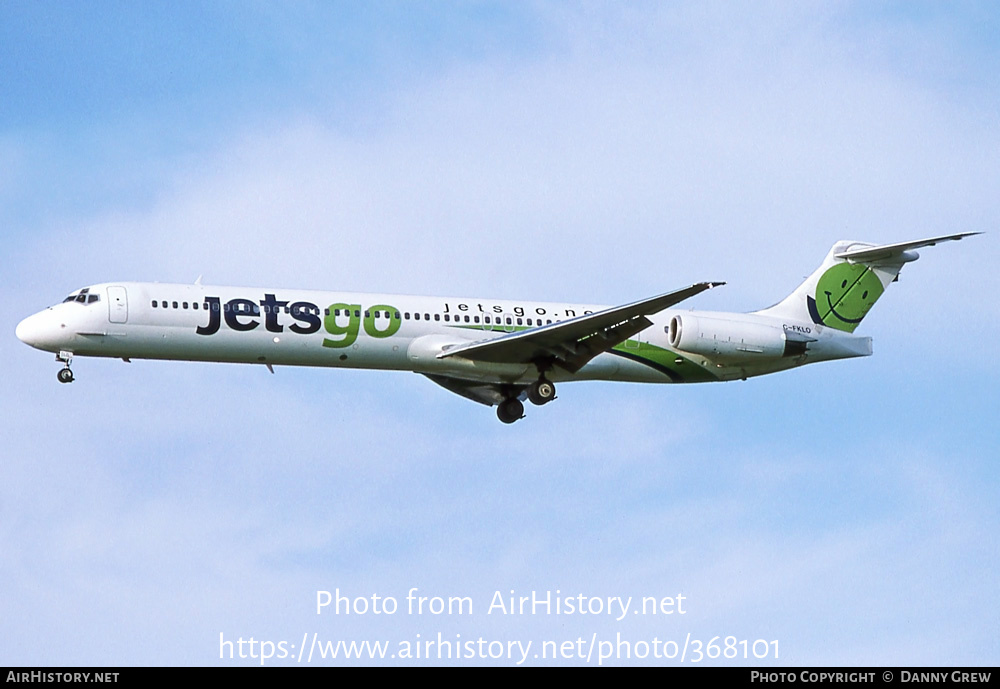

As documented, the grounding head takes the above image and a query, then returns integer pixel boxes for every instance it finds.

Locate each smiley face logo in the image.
[806,262,884,332]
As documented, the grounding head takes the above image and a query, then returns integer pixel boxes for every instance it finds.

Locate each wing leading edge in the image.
[437,282,723,373]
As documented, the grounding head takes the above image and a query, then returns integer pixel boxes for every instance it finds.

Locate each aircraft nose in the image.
[16,314,38,345]
[16,310,59,350]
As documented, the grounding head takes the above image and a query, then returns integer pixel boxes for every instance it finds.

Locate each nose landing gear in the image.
[56,351,74,384]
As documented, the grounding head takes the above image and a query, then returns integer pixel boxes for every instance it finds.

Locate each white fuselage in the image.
[16,282,871,389]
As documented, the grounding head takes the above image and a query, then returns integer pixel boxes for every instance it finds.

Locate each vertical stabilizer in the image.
[756,233,980,332]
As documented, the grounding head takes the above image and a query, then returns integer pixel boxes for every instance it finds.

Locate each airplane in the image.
[16,232,978,423]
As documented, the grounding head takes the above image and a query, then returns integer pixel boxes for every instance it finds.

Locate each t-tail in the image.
[755,233,981,332]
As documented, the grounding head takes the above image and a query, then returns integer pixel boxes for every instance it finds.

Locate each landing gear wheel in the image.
[57,368,74,384]
[497,398,524,424]
[527,378,556,406]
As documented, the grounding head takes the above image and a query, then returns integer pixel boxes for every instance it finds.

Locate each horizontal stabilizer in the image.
[834,232,981,263]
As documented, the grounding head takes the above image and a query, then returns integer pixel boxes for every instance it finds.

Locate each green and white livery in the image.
[16,233,978,423]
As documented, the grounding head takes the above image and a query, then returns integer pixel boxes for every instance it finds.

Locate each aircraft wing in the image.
[420,373,517,407]
[437,282,723,373]
[835,232,981,263]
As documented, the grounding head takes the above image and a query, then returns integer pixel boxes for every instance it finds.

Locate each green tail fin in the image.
[756,233,979,332]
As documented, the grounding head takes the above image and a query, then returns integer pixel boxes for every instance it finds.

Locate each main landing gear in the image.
[527,377,556,406]
[496,397,524,424]
[496,376,557,424]
[56,351,74,384]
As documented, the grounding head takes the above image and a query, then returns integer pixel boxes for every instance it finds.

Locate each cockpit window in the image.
[62,288,100,305]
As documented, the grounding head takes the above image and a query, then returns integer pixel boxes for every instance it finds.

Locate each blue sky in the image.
[3,2,998,666]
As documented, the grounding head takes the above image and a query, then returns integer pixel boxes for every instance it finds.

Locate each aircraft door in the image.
[107,286,128,323]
